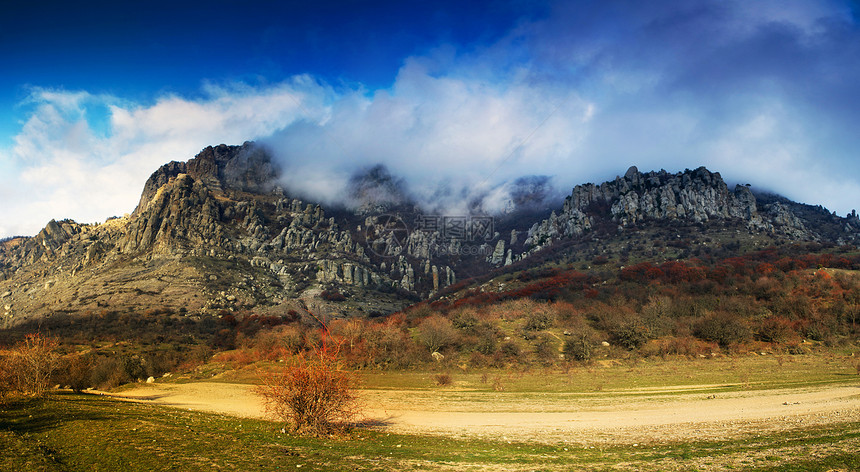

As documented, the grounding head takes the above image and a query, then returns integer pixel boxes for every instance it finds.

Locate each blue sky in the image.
[1,0,859,237]
[0,1,534,142]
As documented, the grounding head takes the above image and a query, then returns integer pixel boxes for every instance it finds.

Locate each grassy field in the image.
[198,350,859,394]
[0,393,858,472]
[3,353,859,471]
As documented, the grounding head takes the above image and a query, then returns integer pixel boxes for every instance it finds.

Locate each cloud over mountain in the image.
[2,0,859,237]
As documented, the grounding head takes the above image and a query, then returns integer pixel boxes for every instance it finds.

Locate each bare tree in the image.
[1,333,60,398]
[416,316,459,353]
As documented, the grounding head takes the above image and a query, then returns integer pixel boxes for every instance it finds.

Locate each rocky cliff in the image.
[524,166,860,252]
[2,148,858,329]
[0,143,466,327]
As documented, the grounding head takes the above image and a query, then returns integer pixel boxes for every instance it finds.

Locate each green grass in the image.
[355,353,859,394]
[193,351,860,395]
[2,393,859,471]
[8,352,854,470]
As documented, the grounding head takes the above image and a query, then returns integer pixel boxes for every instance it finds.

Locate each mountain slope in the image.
[2,145,858,329]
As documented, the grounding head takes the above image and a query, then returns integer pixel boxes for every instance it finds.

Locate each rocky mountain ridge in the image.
[524,165,860,253]
[2,144,858,328]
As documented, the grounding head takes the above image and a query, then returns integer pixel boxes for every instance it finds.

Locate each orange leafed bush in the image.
[255,346,361,436]
[212,348,258,366]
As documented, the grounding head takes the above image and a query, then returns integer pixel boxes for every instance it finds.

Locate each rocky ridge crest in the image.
[2,149,858,328]
[524,166,859,252]
[0,143,462,327]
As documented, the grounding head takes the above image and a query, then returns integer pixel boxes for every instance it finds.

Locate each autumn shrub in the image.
[253,325,306,360]
[0,333,60,397]
[639,336,716,358]
[468,351,492,368]
[499,340,521,359]
[362,319,412,368]
[755,316,798,344]
[434,373,453,386]
[640,296,676,337]
[0,352,14,400]
[255,347,361,436]
[303,328,327,351]
[752,276,780,300]
[147,349,184,377]
[588,303,650,350]
[607,320,650,350]
[694,312,752,348]
[89,354,147,390]
[90,356,122,389]
[319,289,346,301]
[777,293,813,320]
[800,315,839,342]
[416,316,459,353]
[182,344,214,369]
[213,348,257,367]
[450,309,479,331]
[328,319,364,352]
[56,353,95,392]
[840,303,860,334]
[563,334,592,361]
[524,308,555,331]
[212,327,237,350]
[491,375,506,391]
[120,354,148,381]
[784,342,808,355]
[471,327,498,355]
[494,299,536,321]
[551,301,580,322]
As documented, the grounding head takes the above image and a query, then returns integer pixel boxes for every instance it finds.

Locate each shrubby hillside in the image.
[1,143,858,386]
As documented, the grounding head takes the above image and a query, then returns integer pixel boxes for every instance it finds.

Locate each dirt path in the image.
[112,380,860,444]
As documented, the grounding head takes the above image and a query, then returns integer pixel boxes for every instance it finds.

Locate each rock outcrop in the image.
[2,147,858,328]
[567,166,758,225]
[0,142,463,327]
[135,142,278,214]
[525,166,855,250]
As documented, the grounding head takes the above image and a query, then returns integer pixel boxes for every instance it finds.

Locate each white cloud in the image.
[1,62,599,238]
[3,0,859,238]
[264,60,594,214]
[0,82,328,237]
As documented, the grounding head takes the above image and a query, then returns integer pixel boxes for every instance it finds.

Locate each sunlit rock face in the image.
[524,165,849,250]
[2,144,858,328]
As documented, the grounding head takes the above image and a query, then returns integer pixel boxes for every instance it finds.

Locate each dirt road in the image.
[113,381,860,444]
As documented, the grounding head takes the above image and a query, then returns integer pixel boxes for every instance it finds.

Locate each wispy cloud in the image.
[2,0,859,238]
[0,80,327,237]
[264,0,860,216]
[263,57,593,214]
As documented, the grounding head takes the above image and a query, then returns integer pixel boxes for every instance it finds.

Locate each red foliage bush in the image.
[320,289,346,301]
[434,373,453,386]
[213,348,258,366]
[755,316,799,344]
[256,347,361,435]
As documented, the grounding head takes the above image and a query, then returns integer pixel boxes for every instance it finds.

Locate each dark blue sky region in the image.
[0,0,539,125]
[1,0,859,237]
